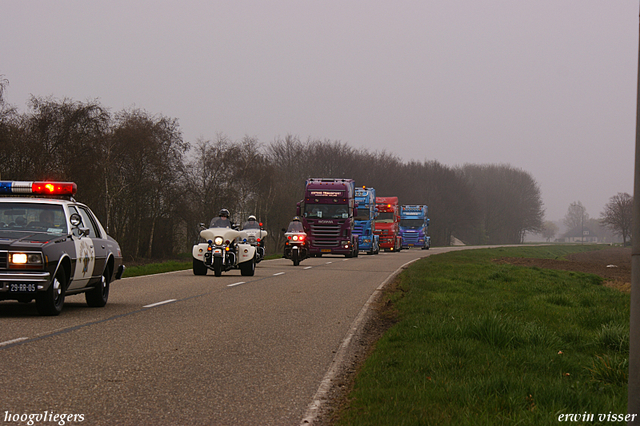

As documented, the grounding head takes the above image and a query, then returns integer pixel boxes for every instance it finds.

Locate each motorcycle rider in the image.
[210,208,231,228]
[243,215,260,230]
[286,216,305,233]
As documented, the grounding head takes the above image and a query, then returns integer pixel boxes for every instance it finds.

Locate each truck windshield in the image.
[304,203,349,219]
[355,207,370,221]
[400,218,423,229]
[376,212,394,223]
[0,203,67,233]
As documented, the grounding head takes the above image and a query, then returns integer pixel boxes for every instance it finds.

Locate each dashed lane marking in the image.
[143,299,177,308]
[0,337,29,347]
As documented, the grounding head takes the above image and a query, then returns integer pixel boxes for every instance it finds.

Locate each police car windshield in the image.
[0,203,67,234]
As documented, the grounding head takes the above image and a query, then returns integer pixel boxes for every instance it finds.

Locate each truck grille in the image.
[353,224,365,235]
[0,251,7,269]
[309,223,341,247]
[402,233,420,244]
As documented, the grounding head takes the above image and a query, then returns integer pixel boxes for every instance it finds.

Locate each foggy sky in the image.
[2,1,637,221]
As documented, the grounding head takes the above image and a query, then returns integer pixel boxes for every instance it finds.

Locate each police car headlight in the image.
[9,252,43,266]
[214,237,224,245]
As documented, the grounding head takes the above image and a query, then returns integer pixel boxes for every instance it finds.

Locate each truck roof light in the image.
[0,181,77,196]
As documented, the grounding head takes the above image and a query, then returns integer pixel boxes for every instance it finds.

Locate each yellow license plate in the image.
[321,249,331,253]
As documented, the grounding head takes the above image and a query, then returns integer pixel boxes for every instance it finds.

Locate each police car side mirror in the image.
[70,213,82,227]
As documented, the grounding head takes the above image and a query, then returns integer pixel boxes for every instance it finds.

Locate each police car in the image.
[0,181,124,315]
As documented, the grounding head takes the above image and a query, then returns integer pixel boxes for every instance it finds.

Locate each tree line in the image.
[0,96,545,260]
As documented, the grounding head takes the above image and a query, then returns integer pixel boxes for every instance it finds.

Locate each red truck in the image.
[374,196,402,252]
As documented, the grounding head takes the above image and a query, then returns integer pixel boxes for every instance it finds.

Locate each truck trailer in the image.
[374,196,402,252]
[400,205,431,249]
[354,186,379,255]
[298,178,359,258]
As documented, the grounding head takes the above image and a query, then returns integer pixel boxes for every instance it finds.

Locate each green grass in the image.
[336,245,629,426]
[121,253,283,278]
[122,260,192,277]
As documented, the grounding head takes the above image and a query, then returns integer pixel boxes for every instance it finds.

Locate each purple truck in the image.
[297,178,359,258]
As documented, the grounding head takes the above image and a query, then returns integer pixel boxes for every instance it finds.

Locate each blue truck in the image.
[399,205,430,249]
[354,186,379,255]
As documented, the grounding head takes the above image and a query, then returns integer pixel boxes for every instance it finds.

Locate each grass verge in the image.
[122,253,284,278]
[335,245,629,426]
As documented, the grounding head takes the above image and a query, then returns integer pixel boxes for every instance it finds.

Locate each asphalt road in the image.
[0,248,453,425]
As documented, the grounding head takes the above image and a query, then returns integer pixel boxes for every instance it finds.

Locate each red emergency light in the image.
[0,181,77,196]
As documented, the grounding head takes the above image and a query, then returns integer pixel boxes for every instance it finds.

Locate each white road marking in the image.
[0,337,29,347]
[325,262,332,264]
[273,272,285,276]
[143,299,177,308]
[304,266,312,270]
[227,282,245,287]
[343,259,349,261]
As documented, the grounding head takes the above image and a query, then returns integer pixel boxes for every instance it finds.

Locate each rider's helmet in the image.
[292,216,301,222]
[248,215,256,221]
[219,209,230,218]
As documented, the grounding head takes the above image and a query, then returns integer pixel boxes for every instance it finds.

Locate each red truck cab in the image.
[374,196,402,252]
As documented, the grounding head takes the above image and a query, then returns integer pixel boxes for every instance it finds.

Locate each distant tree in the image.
[563,201,589,231]
[0,75,8,105]
[541,221,559,242]
[600,192,633,246]
[461,164,544,244]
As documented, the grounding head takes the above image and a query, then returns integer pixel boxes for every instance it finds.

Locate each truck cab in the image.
[400,205,431,249]
[374,196,402,252]
[354,187,379,255]
[298,178,359,258]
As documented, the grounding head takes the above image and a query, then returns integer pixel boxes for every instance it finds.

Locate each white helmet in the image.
[248,215,257,221]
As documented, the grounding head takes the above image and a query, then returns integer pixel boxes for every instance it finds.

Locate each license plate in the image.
[321,249,331,253]
[409,244,414,247]
[9,283,37,293]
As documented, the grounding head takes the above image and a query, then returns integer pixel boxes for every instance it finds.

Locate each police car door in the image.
[66,206,96,290]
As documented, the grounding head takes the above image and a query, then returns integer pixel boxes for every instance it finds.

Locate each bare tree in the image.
[461,164,544,244]
[541,221,559,242]
[600,192,633,246]
[0,75,8,105]
[564,201,589,231]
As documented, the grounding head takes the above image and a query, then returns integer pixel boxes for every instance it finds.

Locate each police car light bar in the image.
[0,181,77,196]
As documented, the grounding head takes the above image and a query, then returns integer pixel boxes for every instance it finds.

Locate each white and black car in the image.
[0,181,125,315]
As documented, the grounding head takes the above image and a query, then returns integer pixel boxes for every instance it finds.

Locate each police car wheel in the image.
[193,258,208,275]
[36,268,66,316]
[86,268,110,308]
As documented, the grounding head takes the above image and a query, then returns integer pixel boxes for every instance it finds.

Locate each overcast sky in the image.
[2,1,638,221]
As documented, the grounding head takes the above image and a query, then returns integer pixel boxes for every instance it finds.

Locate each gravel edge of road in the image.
[299,258,420,426]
